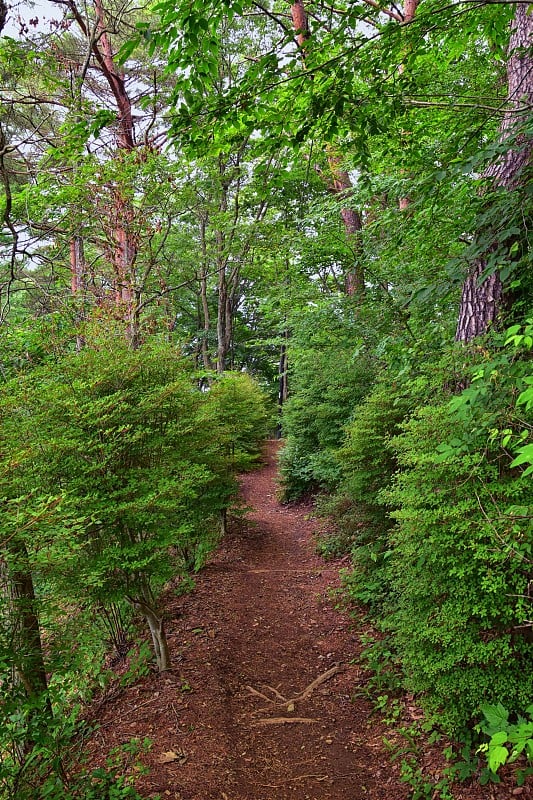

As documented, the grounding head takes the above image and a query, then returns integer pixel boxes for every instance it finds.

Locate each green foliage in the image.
[0,334,270,796]
[382,392,533,732]
[2,339,230,612]
[475,703,533,784]
[0,680,151,799]
[327,379,417,607]
[279,300,376,499]
[202,371,273,471]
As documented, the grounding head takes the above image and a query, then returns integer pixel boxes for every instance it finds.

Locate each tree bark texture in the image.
[68,0,140,344]
[1,542,50,703]
[456,4,533,342]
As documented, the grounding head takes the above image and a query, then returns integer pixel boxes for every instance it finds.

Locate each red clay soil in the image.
[87,441,532,800]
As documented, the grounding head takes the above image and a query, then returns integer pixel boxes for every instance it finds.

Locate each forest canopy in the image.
[0,0,531,795]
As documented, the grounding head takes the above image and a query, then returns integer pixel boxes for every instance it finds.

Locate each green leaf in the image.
[488,745,509,773]
[481,703,509,730]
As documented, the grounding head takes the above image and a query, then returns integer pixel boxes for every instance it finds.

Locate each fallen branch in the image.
[246,663,342,710]
[291,663,341,703]
[246,686,276,703]
[258,773,328,787]
[253,716,318,725]
[261,684,287,702]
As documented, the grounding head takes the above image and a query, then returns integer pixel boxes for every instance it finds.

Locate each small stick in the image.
[258,774,328,787]
[253,716,318,725]
[289,664,341,703]
[261,684,288,702]
[246,686,276,703]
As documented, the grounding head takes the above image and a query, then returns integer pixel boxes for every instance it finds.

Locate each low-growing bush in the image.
[383,398,533,732]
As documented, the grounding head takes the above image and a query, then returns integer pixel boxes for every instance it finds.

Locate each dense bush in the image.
[279,300,376,499]
[321,380,417,608]
[0,337,270,798]
[376,334,533,732]
[382,400,533,731]
[315,329,533,733]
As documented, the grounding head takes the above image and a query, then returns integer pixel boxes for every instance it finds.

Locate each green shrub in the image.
[322,377,430,609]
[202,371,273,471]
[382,401,533,732]
[279,301,376,499]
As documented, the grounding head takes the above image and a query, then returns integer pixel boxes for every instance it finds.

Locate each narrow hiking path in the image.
[88,441,504,800]
[90,440,408,799]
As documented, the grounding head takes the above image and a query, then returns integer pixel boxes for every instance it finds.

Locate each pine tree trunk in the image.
[70,1,140,343]
[455,261,503,342]
[456,4,533,342]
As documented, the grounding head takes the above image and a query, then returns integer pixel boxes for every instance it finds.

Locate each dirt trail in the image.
[91,441,411,799]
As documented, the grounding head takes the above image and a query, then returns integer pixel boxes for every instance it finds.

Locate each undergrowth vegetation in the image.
[0,330,271,800]
[281,271,533,790]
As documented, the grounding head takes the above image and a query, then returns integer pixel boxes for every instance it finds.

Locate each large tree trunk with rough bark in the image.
[456,4,533,342]
[66,0,140,345]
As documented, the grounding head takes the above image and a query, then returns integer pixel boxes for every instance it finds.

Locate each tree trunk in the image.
[277,333,289,438]
[6,541,50,703]
[216,267,228,374]
[128,588,171,672]
[215,158,234,374]
[455,261,503,342]
[402,0,419,22]
[70,235,86,350]
[199,217,214,371]
[68,0,140,343]
[327,150,364,297]
[456,4,533,342]
[290,1,365,297]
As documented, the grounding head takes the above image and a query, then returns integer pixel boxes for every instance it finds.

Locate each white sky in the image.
[4,1,60,38]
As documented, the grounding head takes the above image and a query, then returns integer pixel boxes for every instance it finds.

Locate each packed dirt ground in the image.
[87,441,532,800]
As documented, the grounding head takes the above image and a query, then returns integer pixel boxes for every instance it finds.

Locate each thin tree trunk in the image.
[7,542,50,703]
[128,586,171,672]
[216,158,230,374]
[277,331,289,438]
[397,0,420,209]
[290,1,365,297]
[70,235,86,350]
[456,4,533,342]
[199,217,214,371]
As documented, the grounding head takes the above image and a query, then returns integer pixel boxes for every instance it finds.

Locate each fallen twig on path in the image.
[293,663,340,702]
[252,716,318,725]
[246,663,342,713]
[258,773,328,787]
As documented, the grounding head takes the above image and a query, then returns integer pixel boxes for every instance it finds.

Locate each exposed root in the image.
[246,663,342,713]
